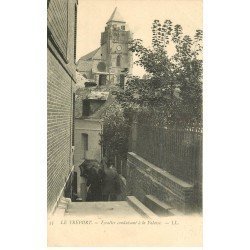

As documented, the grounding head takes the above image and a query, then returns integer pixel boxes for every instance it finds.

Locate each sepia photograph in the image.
[3,0,250,249]
[47,0,203,246]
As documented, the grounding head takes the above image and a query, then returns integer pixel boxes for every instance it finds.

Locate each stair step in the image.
[127,196,158,219]
[54,207,66,217]
[144,195,173,216]
[57,203,67,209]
[169,209,184,216]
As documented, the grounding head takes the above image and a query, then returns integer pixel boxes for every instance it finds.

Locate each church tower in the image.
[100,7,133,87]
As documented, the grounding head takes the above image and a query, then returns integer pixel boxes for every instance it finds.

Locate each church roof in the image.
[78,47,101,61]
[77,47,101,72]
[76,60,93,73]
[107,7,126,24]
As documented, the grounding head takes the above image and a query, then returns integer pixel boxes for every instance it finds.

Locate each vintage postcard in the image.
[47,0,203,246]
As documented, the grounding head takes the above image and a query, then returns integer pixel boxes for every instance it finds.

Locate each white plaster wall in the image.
[74,118,103,197]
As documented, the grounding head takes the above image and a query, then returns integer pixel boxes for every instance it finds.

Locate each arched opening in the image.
[116,55,121,67]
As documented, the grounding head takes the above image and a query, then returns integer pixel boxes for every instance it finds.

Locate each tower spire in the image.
[106,7,126,24]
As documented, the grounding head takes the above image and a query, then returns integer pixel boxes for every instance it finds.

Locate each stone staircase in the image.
[52,190,185,218]
[53,197,71,217]
[143,194,183,216]
[127,196,157,218]
[144,194,173,216]
[53,195,159,219]
[127,152,194,214]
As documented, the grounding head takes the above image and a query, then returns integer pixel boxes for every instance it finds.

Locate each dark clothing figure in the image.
[102,166,121,201]
[86,166,102,201]
[79,160,105,201]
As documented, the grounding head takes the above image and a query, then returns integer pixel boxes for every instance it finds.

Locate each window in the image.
[116,55,121,66]
[82,133,88,151]
[121,25,125,30]
[99,74,107,85]
[82,99,90,116]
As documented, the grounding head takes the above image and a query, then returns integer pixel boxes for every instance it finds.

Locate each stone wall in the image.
[47,0,78,213]
[47,49,74,212]
[127,152,195,213]
[48,0,78,66]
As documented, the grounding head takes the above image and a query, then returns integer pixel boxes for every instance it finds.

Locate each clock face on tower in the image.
[116,45,122,51]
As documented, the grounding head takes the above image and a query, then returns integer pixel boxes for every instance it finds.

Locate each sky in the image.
[76,0,202,77]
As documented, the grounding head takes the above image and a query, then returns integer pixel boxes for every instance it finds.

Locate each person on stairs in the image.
[86,163,103,202]
[102,161,121,201]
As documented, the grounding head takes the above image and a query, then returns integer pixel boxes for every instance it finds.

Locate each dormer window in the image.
[121,25,125,30]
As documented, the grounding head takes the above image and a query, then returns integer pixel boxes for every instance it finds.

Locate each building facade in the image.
[73,7,132,201]
[47,0,78,213]
[77,7,133,87]
[73,91,109,167]
[74,118,102,199]
[73,89,114,199]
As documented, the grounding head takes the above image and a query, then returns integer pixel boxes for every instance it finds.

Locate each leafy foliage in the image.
[115,20,203,125]
[102,20,203,163]
[100,102,130,162]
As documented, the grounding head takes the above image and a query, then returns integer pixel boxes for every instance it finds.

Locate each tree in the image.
[115,20,203,125]
[100,101,130,164]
